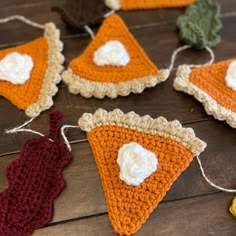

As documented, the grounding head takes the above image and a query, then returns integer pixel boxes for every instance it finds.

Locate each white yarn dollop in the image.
[0,52,34,85]
[93,40,130,66]
[225,61,236,91]
[105,0,121,10]
[117,142,158,186]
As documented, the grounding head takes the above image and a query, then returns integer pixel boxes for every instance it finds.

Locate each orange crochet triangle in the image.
[0,23,63,117]
[174,59,236,128]
[105,0,196,10]
[79,109,206,235]
[63,14,169,99]
[0,38,48,110]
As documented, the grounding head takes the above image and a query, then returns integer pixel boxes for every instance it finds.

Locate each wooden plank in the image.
[1,119,236,223]
[33,192,235,236]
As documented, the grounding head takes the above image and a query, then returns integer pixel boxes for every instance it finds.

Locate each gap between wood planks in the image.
[42,191,224,228]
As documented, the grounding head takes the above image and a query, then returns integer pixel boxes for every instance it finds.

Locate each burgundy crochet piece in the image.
[0,112,71,236]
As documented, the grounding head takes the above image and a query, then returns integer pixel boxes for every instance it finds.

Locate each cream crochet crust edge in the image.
[173,65,236,128]
[62,68,170,99]
[78,108,207,156]
[25,23,64,118]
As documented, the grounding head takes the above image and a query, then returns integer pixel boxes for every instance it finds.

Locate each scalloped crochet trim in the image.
[25,23,64,117]
[62,68,170,99]
[78,108,206,156]
[173,65,236,128]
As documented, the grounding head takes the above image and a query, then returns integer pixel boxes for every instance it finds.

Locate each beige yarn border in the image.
[173,65,236,128]
[62,68,170,99]
[78,108,206,156]
[25,23,64,118]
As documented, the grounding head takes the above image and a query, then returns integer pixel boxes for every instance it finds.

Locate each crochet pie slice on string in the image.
[0,23,64,118]
[105,0,196,10]
[0,112,71,236]
[174,59,236,128]
[78,109,206,235]
[63,14,169,99]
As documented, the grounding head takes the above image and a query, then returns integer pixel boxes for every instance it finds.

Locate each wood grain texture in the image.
[0,0,235,45]
[1,120,236,224]
[0,0,235,235]
[33,192,236,236]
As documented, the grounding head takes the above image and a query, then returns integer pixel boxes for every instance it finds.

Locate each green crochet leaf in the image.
[176,0,222,49]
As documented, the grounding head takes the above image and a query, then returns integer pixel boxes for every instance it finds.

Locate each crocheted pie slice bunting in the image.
[105,0,196,10]
[173,60,236,128]
[0,112,71,236]
[0,23,64,118]
[79,109,206,235]
[63,14,169,99]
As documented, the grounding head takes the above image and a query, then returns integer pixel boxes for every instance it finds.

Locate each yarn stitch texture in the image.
[173,60,236,128]
[63,14,169,99]
[0,112,71,236]
[78,109,206,235]
[105,0,196,10]
[0,23,64,118]
[52,0,108,31]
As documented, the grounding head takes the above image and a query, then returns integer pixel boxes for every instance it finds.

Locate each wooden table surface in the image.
[0,0,236,235]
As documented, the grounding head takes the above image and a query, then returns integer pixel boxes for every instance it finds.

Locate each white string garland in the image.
[5,118,236,193]
[84,10,116,39]
[5,117,54,143]
[104,10,115,18]
[196,156,236,193]
[61,125,81,151]
[168,45,215,72]
[0,15,45,29]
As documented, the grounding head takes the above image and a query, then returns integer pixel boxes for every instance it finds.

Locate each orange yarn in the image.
[110,0,196,10]
[69,14,158,83]
[189,59,236,112]
[0,38,48,110]
[87,125,195,235]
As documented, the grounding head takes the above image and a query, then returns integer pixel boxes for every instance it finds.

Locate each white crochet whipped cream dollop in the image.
[0,52,34,85]
[93,40,130,66]
[105,0,120,10]
[117,142,158,186]
[225,61,236,91]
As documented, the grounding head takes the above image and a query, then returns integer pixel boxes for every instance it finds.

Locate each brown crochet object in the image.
[52,0,108,31]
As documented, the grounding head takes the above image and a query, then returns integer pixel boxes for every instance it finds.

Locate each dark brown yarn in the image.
[52,0,109,32]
